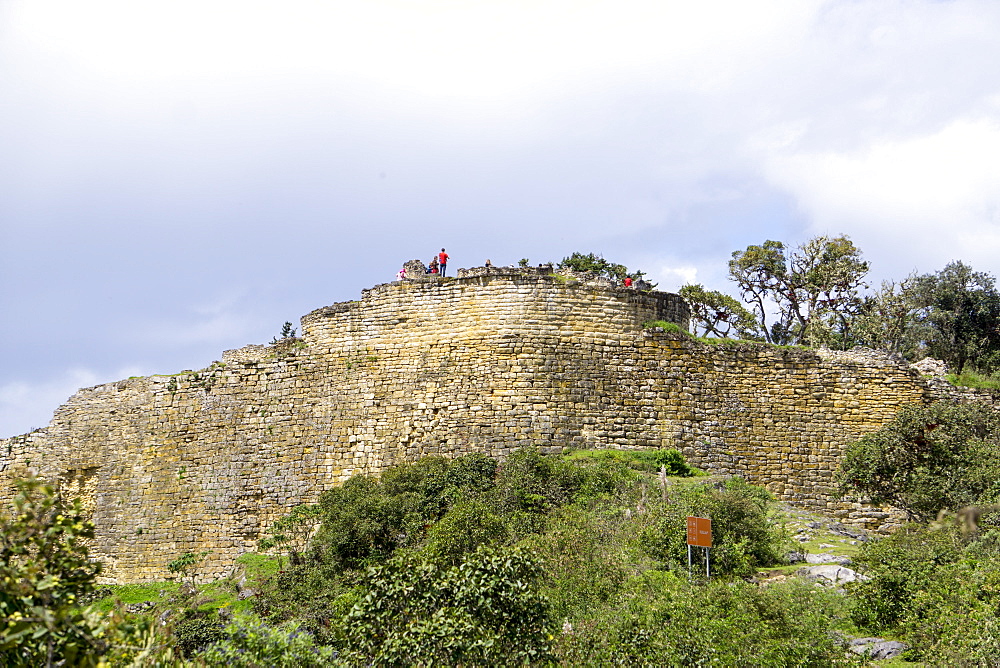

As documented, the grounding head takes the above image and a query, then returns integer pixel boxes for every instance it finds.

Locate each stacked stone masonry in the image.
[0,268,957,582]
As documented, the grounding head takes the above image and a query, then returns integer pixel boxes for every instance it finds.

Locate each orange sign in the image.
[686,516,712,547]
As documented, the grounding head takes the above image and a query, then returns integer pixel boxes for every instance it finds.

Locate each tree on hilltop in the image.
[679,284,760,339]
[559,252,654,286]
[909,261,1000,374]
[728,235,869,346]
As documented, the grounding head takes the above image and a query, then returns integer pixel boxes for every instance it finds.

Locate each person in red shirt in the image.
[624,276,633,288]
[438,248,449,276]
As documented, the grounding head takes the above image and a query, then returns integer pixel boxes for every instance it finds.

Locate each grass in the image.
[91,582,180,613]
[643,320,684,333]
[562,447,703,476]
[90,553,283,616]
[944,370,1000,390]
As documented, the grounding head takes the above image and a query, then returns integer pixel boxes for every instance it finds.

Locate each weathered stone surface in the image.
[848,637,908,659]
[798,565,866,585]
[0,268,963,582]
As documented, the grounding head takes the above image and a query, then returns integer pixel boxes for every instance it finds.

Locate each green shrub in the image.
[556,576,846,665]
[311,455,491,569]
[945,370,1000,390]
[341,546,554,666]
[200,618,339,667]
[638,479,788,578]
[525,505,647,622]
[838,400,1000,520]
[421,499,511,564]
[563,447,700,477]
[173,611,226,658]
[849,522,1000,662]
[643,320,684,333]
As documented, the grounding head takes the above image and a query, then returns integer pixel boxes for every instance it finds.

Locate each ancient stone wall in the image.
[0,269,941,583]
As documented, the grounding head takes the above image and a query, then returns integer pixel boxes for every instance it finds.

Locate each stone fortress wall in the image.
[0,265,955,582]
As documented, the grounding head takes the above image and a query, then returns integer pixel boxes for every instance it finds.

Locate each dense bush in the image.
[173,612,226,658]
[200,618,338,666]
[639,478,788,577]
[310,453,498,569]
[340,547,554,665]
[839,400,1000,520]
[557,575,847,665]
[245,449,800,665]
[849,522,1000,662]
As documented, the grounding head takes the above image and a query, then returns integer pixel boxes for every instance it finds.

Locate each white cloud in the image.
[760,118,1000,277]
[653,264,699,291]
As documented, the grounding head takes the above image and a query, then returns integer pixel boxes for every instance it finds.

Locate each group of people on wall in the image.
[395,252,643,290]
[397,248,450,280]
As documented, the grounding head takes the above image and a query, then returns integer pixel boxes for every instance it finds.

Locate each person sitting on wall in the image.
[624,276,633,288]
[485,259,492,267]
[427,258,439,274]
[396,267,406,280]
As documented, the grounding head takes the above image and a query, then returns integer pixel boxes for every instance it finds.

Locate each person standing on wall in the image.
[438,248,449,276]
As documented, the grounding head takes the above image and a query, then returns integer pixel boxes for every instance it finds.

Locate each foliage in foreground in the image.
[245,449,810,665]
[850,521,1000,664]
[838,399,1000,520]
[557,574,847,666]
[341,547,554,666]
[0,476,172,666]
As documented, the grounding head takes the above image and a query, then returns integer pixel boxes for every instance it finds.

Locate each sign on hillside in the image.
[686,516,712,547]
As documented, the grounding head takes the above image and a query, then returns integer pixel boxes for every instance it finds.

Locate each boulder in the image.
[797,565,866,585]
[848,637,908,660]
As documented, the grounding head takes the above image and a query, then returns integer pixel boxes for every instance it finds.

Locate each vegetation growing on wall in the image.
[559,251,654,286]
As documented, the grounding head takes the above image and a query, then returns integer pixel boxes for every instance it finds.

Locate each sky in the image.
[3,0,1000,437]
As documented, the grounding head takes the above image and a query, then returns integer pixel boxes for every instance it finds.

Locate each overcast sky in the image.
[3,0,1000,437]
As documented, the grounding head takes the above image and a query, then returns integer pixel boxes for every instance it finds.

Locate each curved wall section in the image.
[0,273,935,582]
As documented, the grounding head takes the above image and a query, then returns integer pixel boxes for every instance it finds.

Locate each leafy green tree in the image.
[560,252,628,281]
[728,235,869,345]
[258,503,321,566]
[199,619,339,667]
[0,476,173,665]
[838,400,1000,520]
[679,283,760,339]
[0,476,106,665]
[167,550,210,584]
[341,546,554,666]
[559,252,654,286]
[850,277,924,355]
[270,321,298,344]
[909,261,1000,373]
[310,454,498,569]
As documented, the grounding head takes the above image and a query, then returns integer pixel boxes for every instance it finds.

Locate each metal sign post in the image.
[685,516,712,579]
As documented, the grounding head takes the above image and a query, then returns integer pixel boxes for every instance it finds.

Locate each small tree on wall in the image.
[559,252,656,287]
[271,322,298,343]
